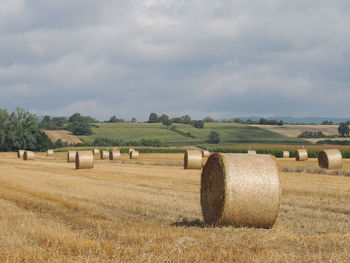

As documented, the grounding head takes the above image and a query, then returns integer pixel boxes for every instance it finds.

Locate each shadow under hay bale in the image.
[296,149,308,161]
[184,150,202,169]
[100,150,109,160]
[23,151,35,161]
[109,150,121,160]
[318,149,342,169]
[67,151,76,163]
[129,150,139,159]
[17,150,25,159]
[201,153,280,228]
[76,151,94,169]
[282,151,290,158]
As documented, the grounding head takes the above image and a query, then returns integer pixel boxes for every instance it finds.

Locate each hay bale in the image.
[129,150,139,159]
[92,149,100,155]
[17,150,25,159]
[100,150,109,159]
[184,150,202,169]
[318,149,342,169]
[282,151,290,158]
[296,149,308,161]
[247,150,256,154]
[23,151,35,161]
[201,153,280,228]
[47,149,54,156]
[75,151,94,169]
[67,151,76,163]
[109,150,121,160]
[202,150,210,158]
[129,148,135,154]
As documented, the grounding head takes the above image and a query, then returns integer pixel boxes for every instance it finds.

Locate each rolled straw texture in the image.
[282,151,290,158]
[129,148,135,154]
[318,149,342,169]
[75,151,94,169]
[247,150,256,154]
[17,150,25,159]
[202,150,210,158]
[296,149,308,161]
[23,151,35,160]
[109,150,121,160]
[92,149,100,155]
[47,149,54,156]
[67,151,76,163]
[129,150,139,159]
[201,153,280,228]
[100,150,109,159]
[184,150,202,169]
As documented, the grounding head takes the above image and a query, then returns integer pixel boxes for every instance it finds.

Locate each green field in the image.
[79,123,307,145]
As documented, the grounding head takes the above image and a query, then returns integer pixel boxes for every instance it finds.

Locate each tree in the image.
[338,123,349,137]
[131,117,137,123]
[322,120,334,125]
[181,115,192,124]
[0,109,9,147]
[158,114,169,123]
[148,113,159,123]
[193,120,204,129]
[67,121,92,135]
[203,116,215,122]
[108,115,118,123]
[207,131,220,144]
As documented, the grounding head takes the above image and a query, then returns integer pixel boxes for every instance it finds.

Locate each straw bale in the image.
[47,149,54,156]
[184,150,202,169]
[247,150,256,154]
[109,150,121,160]
[100,150,109,159]
[129,150,139,159]
[17,150,25,159]
[296,149,308,161]
[23,151,35,161]
[201,153,280,228]
[67,151,76,163]
[282,151,290,158]
[76,151,94,169]
[92,149,100,155]
[129,148,135,154]
[318,149,342,169]
[202,150,210,158]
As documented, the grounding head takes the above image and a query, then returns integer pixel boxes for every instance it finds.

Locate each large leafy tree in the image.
[338,123,349,137]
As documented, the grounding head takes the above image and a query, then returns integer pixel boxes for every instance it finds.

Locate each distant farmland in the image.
[44,130,82,144]
[78,122,307,145]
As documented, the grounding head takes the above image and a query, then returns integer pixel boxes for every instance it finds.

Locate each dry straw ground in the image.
[0,153,349,262]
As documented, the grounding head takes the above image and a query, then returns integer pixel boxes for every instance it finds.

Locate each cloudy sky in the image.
[0,0,349,120]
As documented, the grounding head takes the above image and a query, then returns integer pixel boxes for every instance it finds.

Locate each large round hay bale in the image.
[75,151,94,169]
[47,149,54,156]
[202,150,210,158]
[100,150,109,159]
[128,148,135,154]
[247,150,256,154]
[296,149,308,161]
[109,150,121,160]
[184,150,202,169]
[17,150,25,159]
[67,151,76,163]
[318,149,342,169]
[92,149,100,155]
[129,150,139,159]
[23,151,35,161]
[201,153,280,228]
[282,151,290,158]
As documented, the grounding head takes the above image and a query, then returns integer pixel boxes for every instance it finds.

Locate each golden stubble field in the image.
[0,152,349,262]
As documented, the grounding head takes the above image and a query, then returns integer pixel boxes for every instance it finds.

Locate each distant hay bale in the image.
[100,150,109,159]
[17,150,25,159]
[47,149,54,156]
[318,149,342,169]
[202,150,210,158]
[201,153,280,228]
[67,151,76,163]
[282,151,290,158]
[184,150,202,169]
[92,149,100,155]
[109,150,121,160]
[75,151,94,169]
[247,150,256,154]
[23,151,35,161]
[296,149,308,161]
[129,150,139,159]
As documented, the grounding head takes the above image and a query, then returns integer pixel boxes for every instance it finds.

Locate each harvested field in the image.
[44,130,82,144]
[0,153,349,262]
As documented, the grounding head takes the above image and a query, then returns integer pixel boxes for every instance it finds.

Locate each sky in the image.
[0,0,349,121]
